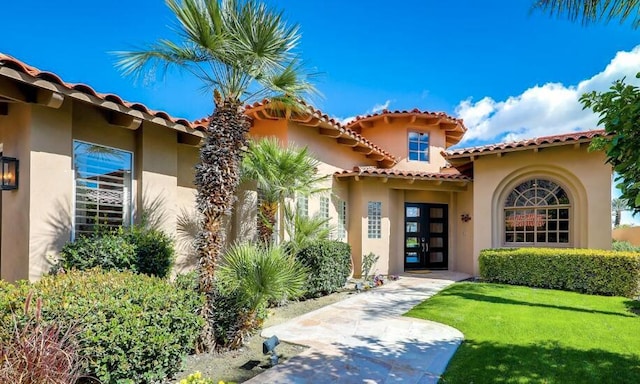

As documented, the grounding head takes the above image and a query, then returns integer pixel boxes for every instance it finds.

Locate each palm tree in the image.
[533,0,640,28]
[241,138,327,243]
[612,197,630,227]
[115,0,314,350]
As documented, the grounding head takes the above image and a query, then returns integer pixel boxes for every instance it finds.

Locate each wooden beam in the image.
[35,88,64,109]
[178,132,202,146]
[352,145,373,155]
[367,153,385,161]
[108,111,142,130]
[407,178,415,184]
[0,77,64,108]
[354,175,360,182]
[318,127,341,138]
[0,103,7,116]
[337,137,358,146]
[533,147,539,153]
[299,117,322,127]
[358,120,374,129]
[381,177,388,183]
[383,115,392,124]
[408,115,416,124]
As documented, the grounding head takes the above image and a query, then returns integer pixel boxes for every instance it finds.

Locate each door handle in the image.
[422,238,428,253]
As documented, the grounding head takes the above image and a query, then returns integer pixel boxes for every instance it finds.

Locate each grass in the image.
[405,282,640,383]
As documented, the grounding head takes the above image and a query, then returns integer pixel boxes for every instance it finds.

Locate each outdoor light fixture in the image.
[461,213,471,223]
[1,156,18,190]
[262,335,280,366]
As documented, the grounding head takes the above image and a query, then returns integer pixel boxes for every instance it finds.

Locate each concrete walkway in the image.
[246,271,470,384]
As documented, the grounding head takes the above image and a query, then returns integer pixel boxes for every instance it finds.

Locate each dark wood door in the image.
[404,203,448,270]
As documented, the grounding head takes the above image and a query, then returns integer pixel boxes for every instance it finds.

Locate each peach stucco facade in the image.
[0,53,614,282]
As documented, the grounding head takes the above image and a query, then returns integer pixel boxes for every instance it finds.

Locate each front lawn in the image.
[406,282,640,383]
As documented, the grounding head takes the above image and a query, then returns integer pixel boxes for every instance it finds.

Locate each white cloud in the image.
[456,45,640,145]
[339,99,393,125]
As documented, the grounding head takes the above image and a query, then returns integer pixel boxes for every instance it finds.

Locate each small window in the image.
[320,196,330,229]
[297,194,308,218]
[408,131,429,162]
[367,201,382,239]
[74,141,133,236]
[337,200,347,241]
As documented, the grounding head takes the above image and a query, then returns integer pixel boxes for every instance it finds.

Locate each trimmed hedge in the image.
[57,227,175,278]
[0,269,203,383]
[479,247,640,297]
[295,240,351,298]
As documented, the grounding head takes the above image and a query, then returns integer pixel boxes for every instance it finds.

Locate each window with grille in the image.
[408,131,429,162]
[74,141,132,236]
[337,200,347,241]
[320,196,330,227]
[504,178,571,245]
[367,201,382,239]
[297,194,309,218]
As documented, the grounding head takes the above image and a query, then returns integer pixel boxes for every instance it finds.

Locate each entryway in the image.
[404,203,448,270]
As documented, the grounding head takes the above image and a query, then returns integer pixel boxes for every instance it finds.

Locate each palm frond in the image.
[533,0,640,28]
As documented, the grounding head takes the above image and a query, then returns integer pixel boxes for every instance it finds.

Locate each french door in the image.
[404,203,448,270]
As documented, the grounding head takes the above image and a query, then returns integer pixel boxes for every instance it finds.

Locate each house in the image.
[0,53,612,282]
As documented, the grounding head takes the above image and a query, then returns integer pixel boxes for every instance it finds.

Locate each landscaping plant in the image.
[115,0,315,350]
[0,269,204,383]
[361,252,380,281]
[283,206,333,256]
[479,247,640,297]
[296,241,352,298]
[0,293,84,384]
[217,243,308,348]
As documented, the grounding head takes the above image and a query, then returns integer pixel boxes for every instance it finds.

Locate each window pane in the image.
[74,141,132,236]
[368,201,382,239]
[405,252,419,263]
[406,222,419,232]
[406,207,420,217]
[406,237,419,248]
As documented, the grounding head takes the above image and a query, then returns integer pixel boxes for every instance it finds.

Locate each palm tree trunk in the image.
[615,210,622,227]
[258,201,278,244]
[195,98,250,351]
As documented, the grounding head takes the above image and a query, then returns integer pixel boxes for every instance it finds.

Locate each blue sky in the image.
[3,1,639,221]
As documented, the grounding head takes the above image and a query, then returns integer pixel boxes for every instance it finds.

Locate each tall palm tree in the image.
[241,138,327,243]
[115,0,314,350]
[612,197,630,227]
[533,0,640,28]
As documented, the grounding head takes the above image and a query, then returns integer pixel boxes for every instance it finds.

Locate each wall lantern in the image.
[461,213,471,223]
[1,156,19,190]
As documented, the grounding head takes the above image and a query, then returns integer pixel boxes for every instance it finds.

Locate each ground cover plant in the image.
[0,269,203,383]
[406,282,640,383]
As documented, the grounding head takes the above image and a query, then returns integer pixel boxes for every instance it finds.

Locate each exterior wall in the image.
[454,185,474,275]
[613,227,640,246]
[0,102,33,282]
[471,145,611,276]
[0,95,201,282]
[174,144,200,273]
[356,120,448,172]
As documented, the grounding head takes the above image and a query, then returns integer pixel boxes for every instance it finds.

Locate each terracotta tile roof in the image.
[345,108,467,147]
[0,53,208,131]
[347,108,463,126]
[242,99,398,167]
[334,166,471,181]
[445,129,606,158]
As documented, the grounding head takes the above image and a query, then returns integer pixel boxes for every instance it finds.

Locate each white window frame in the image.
[72,140,134,239]
[408,131,429,162]
[337,200,347,241]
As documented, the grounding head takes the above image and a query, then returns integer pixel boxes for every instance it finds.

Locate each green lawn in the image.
[405,282,640,383]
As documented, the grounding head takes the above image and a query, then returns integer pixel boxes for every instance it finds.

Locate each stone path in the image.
[245,271,470,383]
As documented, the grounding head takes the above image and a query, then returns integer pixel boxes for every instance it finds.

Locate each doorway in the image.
[404,203,448,270]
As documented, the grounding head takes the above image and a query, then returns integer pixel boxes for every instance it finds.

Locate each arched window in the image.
[504,178,570,245]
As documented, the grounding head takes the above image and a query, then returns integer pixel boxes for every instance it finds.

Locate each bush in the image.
[0,269,204,383]
[0,294,83,384]
[57,226,175,278]
[126,227,175,278]
[296,241,351,298]
[612,240,640,253]
[58,230,137,273]
[479,248,640,297]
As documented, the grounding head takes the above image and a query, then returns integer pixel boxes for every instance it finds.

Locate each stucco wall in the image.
[355,120,448,172]
[471,145,611,275]
[0,96,202,281]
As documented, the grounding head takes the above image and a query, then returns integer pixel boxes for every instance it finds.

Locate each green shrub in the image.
[126,227,175,278]
[479,248,640,297]
[612,240,640,253]
[0,269,204,384]
[58,231,137,273]
[57,226,175,278]
[296,241,351,298]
